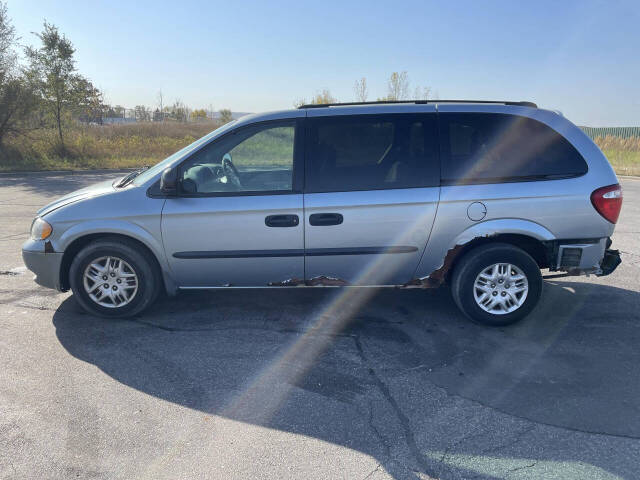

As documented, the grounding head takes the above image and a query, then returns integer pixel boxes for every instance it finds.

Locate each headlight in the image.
[30,217,53,240]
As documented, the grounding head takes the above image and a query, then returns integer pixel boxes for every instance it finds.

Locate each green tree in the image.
[25,22,78,150]
[152,108,164,122]
[378,72,431,101]
[218,108,233,124]
[310,89,336,105]
[113,105,125,118]
[190,108,207,121]
[170,100,189,122]
[0,1,15,76]
[0,2,37,149]
[72,76,105,123]
[294,89,337,107]
[134,104,151,122]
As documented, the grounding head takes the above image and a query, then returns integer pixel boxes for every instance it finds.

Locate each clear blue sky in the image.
[7,0,640,125]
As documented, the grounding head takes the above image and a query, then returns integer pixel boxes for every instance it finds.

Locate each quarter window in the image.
[180,121,296,194]
[440,113,588,184]
[306,114,439,192]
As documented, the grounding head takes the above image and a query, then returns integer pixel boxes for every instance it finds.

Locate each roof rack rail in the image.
[298,99,537,109]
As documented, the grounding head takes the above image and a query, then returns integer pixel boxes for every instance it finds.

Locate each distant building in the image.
[103,117,137,125]
[152,109,170,122]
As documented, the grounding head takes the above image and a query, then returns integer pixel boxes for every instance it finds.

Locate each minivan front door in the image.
[303,110,440,286]
[162,119,305,287]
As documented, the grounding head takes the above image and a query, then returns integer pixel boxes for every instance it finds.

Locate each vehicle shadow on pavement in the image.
[0,171,132,199]
[52,280,640,480]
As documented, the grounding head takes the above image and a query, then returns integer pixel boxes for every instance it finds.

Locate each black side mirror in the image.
[160,167,178,195]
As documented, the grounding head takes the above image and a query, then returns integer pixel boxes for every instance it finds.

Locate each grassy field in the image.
[0,122,219,172]
[595,136,640,176]
[0,123,638,176]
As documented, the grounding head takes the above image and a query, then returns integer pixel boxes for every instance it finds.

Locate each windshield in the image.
[132,120,238,186]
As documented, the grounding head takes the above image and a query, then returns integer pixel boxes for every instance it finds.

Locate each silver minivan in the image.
[22,101,623,325]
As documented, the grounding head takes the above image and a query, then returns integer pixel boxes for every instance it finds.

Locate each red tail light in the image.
[591,184,623,224]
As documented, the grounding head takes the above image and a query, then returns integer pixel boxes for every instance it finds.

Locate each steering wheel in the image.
[221,153,242,188]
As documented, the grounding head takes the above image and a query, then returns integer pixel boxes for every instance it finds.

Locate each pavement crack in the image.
[353,334,440,479]
[361,463,382,480]
[127,318,193,332]
[126,318,363,338]
[367,399,391,458]
[0,232,28,241]
[0,202,46,207]
[439,427,489,466]
[402,350,467,375]
[424,378,640,441]
[479,424,536,456]
[126,317,303,333]
[0,300,56,311]
[507,461,537,476]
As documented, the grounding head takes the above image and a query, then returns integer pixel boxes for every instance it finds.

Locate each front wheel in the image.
[69,238,161,317]
[451,243,542,326]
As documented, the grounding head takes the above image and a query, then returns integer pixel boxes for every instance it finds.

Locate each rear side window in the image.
[306,114,439,192]
[439,113,587,185]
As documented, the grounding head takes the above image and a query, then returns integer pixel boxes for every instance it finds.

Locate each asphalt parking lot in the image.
[1,172,639,480]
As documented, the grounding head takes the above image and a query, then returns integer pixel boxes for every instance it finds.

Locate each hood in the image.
[37,178,119,217]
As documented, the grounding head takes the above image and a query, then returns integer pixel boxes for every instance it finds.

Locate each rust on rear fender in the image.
[402,244,465,288]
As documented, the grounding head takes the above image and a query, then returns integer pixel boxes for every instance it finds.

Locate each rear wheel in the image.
[451,243,542,326]
[69,238,161,317]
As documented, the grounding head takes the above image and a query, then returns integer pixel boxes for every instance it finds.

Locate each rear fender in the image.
[452,219,556,245]
[410,219,556,286]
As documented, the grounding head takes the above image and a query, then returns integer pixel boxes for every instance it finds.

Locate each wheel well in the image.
[444,233,550,284]
[59,233,164,291]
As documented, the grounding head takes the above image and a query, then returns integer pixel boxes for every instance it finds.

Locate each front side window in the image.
[179,120,296,194]
[306,114,439,193]
[440,113,588,184]
[134,120,237,186]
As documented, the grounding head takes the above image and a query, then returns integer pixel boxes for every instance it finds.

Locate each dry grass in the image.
[593,136,640,176]
[0,121,220,171]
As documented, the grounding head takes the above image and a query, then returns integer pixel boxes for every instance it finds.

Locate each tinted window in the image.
[179,121,296,194]
[440,113,587,184]
[306,114,439,192]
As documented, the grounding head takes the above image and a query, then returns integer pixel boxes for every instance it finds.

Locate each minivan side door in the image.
[161,118,305,287]
[303,109,441,286]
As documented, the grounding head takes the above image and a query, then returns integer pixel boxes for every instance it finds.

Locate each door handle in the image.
[265,214,299,227]
[309,213,344,226]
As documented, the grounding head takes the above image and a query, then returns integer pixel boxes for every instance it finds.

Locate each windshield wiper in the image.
[116,166,150,188]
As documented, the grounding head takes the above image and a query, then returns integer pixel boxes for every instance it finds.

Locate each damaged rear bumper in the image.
[597,248,621,276]
[550,237,621,277]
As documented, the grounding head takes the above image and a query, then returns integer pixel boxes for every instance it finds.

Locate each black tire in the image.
[451,243,542,326]
[69,237,161,318]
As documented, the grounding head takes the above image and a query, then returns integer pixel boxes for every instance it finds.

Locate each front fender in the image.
[55,219,177,294]
[58,220,164,259]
